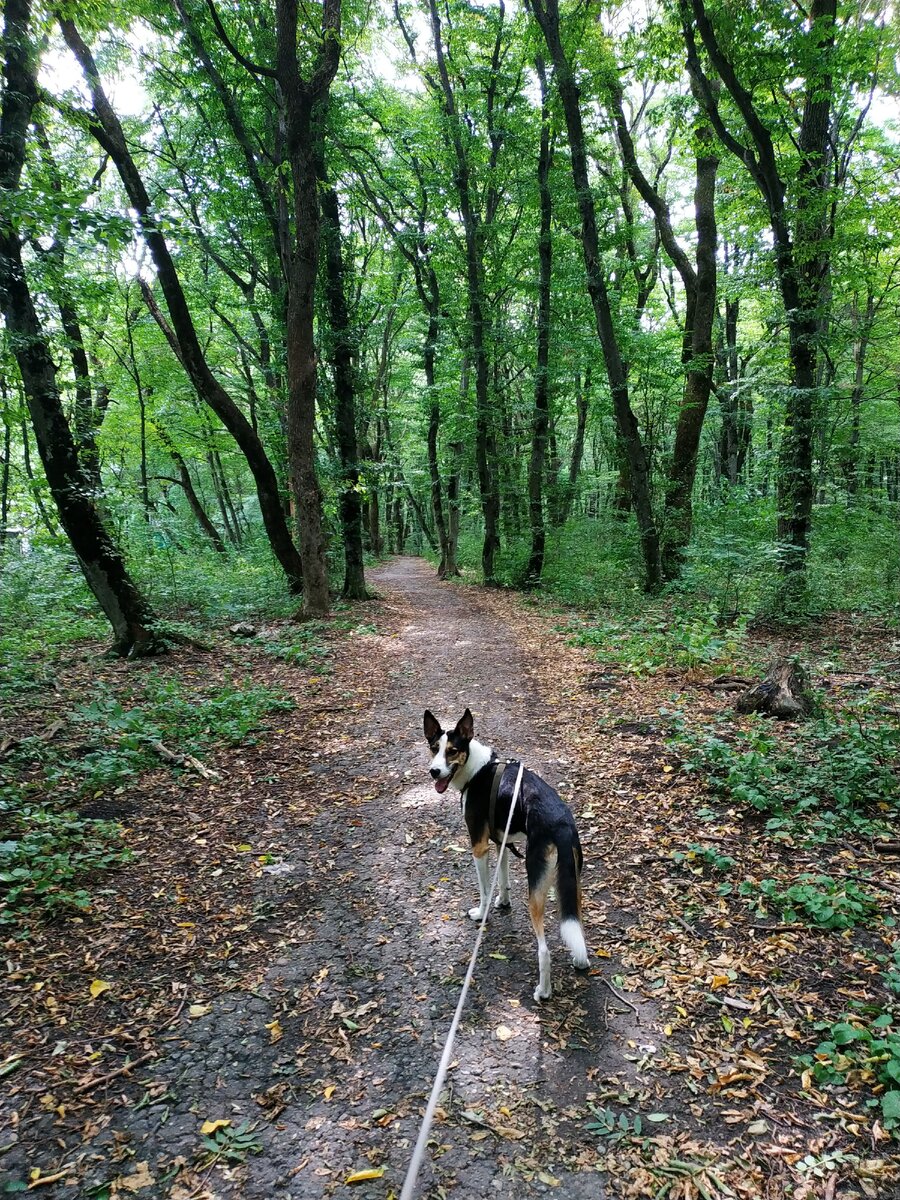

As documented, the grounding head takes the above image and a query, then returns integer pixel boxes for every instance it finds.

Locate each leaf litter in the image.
[1,560,898,1197]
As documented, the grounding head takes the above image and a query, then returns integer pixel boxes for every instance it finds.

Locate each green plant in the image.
[256,623,331,668]
[675,705,900,841]
[796,1012,900,1132]
[0,806,130,923]
[739,874,879,930]
[671,844,736,873]
[199,1120,263,1166]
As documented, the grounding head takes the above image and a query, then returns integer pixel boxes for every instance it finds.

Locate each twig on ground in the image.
[600,978,640,1021]
[149,740,221,780]
[74,1051,157,1094]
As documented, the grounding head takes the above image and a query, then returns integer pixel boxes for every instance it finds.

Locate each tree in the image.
[531,0,663,591]
[0,0,159,655]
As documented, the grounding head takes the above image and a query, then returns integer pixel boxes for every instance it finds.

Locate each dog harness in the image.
[489,760,524,858]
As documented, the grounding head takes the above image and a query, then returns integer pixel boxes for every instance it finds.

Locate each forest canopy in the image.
[0,0,898,640]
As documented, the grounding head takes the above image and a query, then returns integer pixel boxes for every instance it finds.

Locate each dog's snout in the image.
[430,767,442,779]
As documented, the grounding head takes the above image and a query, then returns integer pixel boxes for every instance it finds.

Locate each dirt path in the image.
[3,558,663,1198]
[14,558,889,1199]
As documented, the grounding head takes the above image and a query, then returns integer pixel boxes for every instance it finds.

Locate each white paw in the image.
[572,952,590,970]
[533,983,552,1002]
[495,895,511,910]
[468,906,486,921]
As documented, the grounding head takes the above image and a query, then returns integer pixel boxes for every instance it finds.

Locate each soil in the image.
[2,557,899,1200]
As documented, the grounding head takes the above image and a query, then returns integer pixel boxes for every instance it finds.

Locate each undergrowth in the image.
[674,702,900,842]
[0,675,292,927]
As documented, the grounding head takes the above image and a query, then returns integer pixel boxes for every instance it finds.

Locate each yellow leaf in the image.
[201,1118,231,1135]
[346,1168,385,1184]
[495,1025,514,1041]
[237,844,252,851]
[89,980,112,999]
[189,1003,211,1018]
[710,975,730,990]
[324,1085,336,1100]
[594,948,611,958]
[676,1006,688,1017]
[266,1019,283,1043]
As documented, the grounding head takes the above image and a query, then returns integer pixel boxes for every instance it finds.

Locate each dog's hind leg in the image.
[495,847,512,911]
[527,847,556,1001]
[468,846,491,921]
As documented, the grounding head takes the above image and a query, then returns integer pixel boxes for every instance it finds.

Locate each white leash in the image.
[399,762,525,1200]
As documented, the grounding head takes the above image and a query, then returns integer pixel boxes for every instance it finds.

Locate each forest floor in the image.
[2,556,899,1200]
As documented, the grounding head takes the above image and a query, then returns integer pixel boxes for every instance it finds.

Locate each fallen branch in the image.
[74,1050,157,1094]
[26,1166,77,1189]
[149,740,221,780]
[873,841,900,856]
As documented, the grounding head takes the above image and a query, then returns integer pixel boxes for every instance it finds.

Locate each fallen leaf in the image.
[200,1119,231,1135]
[345,1168,385,1184]
[189,1003,211,1018]
[118,1162,155,1193]
[266,1019,283,1043]
[495,1024,514,1041]
[89,980,112,999]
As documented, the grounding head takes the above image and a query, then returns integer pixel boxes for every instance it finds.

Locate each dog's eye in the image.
[445,747,457,759]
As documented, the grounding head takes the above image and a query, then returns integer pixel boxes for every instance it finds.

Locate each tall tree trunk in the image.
[532,0,662,591]
[0,382,11,546]
[555,370,589,527]
[425,0,501,582]
[685,0,837,591]
[275,0,341,615]
[1,0,159,654]
[526,57,554,585]
[317,154,367,599]
[662,113,719,575]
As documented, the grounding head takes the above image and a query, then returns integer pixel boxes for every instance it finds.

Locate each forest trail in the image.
[10,558,888,1200]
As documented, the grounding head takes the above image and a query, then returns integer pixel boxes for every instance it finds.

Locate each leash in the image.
[399,761,525,1200]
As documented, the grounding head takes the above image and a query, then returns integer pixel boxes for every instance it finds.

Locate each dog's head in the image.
[423,707,474,794]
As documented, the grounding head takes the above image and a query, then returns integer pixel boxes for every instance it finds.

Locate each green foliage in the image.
[569,605,747,675]
[55,676,293,794]
[255,623,332,668]
[671,844,736,874]
[796,1012,900,1132]
[0,805,130,925]
[738,874,879,930]
[199,1120,263,1166]
[676,705,900,841]
[0,548,106,698]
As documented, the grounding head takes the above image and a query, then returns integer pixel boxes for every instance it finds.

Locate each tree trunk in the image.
[663,114,719,575]
[685,0,837,591]
[425,0,501,582]
[275,0,341,615]
[532,0,662,591]
[526,57,553,585]
[318,163,367,599]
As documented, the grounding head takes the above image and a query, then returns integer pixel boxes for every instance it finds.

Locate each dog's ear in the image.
[423,710,442,742]
[455,707,474,741]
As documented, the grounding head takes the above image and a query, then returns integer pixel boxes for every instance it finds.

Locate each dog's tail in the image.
[556,832,589,969]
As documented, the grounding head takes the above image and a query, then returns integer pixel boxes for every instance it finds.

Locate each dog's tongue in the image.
[434,777,450,795]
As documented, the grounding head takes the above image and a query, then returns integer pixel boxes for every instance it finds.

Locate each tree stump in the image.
[735,658,813,719]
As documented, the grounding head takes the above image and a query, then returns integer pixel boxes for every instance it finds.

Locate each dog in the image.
[423,707,589,1001]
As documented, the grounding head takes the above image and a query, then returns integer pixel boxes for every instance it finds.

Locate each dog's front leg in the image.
[469,849,491,921]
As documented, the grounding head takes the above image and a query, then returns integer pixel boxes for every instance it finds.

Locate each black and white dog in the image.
[423,707,589,1001]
